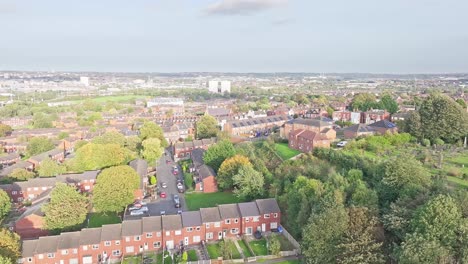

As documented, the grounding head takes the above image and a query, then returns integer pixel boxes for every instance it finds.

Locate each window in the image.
[115,241,120,245]
[105,241,111,246]
[112,250,121,256]
[264,214,270,219]
[125,237,130,242]
[84,185,90,190]
[38,254,44,260]
[83,246,88,250]
[34,187,38,191]
[19,191,23,194]
[234,219,239,223]
[92,245,99,250]
[231,228,239,234]
[146,233,153,238]
[72,249,78,254]
[205,223,210,228]
[134,236,141,241]
[214,222,220,228]
[186,227,193,232]
[225,219,231,224]
[175,230,181,236]
[196,226,201,231]
[273,213,278,218]
[61,250,68,255]
[206,233,213,239]
[11,191,17,195]
[42,187,47,191]
[245,218,249,223]
[17,197,23,202]
[253,217,259,222]
[27,257,32,262]
[193,236,201,243]
[27,188,31,191]
[165,231,170,236]
[126,246,134,253]
[47,253,55,258]
[153,242,161,248]
[156,232,161,237]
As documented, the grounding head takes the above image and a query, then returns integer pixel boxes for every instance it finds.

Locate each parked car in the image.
[161,182,167,188]
[128,204,142,211]
[173,194,181,208]
[134,200,147,206]
[160,192,167,198]
[172,167,179,175]
[337,141,348,147]
[177,210,182,215]
[166,160,171,164]
[160,211,166,216]
[130,208,147,216]
[176,182,184,193]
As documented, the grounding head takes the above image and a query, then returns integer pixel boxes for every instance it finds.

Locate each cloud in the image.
[0,2,16,14]
[204,0,288,16]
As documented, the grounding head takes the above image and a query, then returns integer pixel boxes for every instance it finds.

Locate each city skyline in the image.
[1,0,468,73]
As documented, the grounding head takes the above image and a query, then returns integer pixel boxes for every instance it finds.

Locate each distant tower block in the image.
[207,80,231,94]
[80,76,90,86]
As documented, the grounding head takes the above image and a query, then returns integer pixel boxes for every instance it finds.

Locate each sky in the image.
[1,0,467,73]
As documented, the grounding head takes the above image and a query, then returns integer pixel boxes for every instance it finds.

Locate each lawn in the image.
[122,256,140,264]
[185,192,246,211]
[275,143,301,160]
[184,172,194,191]
[88,212,121,228]
[228,241,242,259]
[238,240,253,258]
[187,249,198,261]
[275,260,301,264]
[207,244,221,259]
[249,238,268,256]
[447,176,468,189]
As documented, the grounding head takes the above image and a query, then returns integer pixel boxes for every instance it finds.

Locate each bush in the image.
[422,139,431,147]
[463,173,468,180]
[149,175,157,185]
[433,138,445,146]
[447,167,462,177]
[268,235,281,256]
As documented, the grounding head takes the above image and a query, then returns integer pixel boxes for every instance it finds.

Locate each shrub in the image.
[433,138,445,146]
[422,139,431,147]
[447,167,462,177]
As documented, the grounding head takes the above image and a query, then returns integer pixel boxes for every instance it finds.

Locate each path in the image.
[258,255,302,264]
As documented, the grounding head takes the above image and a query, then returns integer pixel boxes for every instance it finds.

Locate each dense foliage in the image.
[203,140,236,172]
[37,157,67,177]
[69,143,134,171]
[0,190,11,221]
[0,124,12,137]
[42,183,88,231]
[0,229,20,262]
[139,122,168,147]
[26,136,55,157]
[195,114,219,139]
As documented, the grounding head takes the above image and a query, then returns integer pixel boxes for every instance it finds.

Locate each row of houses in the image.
[21,198,281,264]
[172,138,217,162]
[223,115,288,137]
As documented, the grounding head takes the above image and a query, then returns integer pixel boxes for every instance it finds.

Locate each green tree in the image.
[302,205,348,264]
[42,183,88,231]
[0,228,20,261]
[336,207,384,264]
[326,106,335,117]
[405,111,422,139]
[233,165,264,199]
[141,138,164,164]
[398,233,454,264]
[149,175,157,186]
[418,94,468,143]
[8,168,34,181]
[380,94,399,114]
[203,140,236,172]
[0,255,14,264]
[37,157,66,177]
[26,137,55,156]
[351,93,378,111]
[92,165,140,213]
[92,131,126,147]
[139,122,168,147]
[0,190,11,221]
[217,155,252,190]
[31,112,54,128]
[57,132,69,140]
[0,124,12,137]
[195,114,219,139]
[71,143,134,171]
[125,135,141,152]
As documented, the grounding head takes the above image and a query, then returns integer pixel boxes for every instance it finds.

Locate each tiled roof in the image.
[181,211,202,227]
[122,220,142,237]
[238,202,260,217]
[200,207,222,223]
[142,216,162,232]
[101,224,122,241]
[162,215,182,230]
[79,228,102,245]
[255,198,280,214]
[218,204,241,219]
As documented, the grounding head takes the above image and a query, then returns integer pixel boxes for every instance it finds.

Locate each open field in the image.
[185,192,245,211]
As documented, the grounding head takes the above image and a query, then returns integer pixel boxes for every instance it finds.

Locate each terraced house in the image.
[20,199,281,264]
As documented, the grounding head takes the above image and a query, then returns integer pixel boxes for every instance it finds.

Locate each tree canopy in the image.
[203,140,236,172]
[379,94,399,114]
[92,165,140,213]
[351,93,378,111]
[42,183,88,231]
[141,138,164,164]
[0,124,12,137]
[8,168,34,181]
[139,122,168,147]
[0,228,20,262]
[0,190,11,222]
[92,131,126,147]
[37,157,66,177]
[232,165,264,199]
[195,114,219,139]
[70,143,134,171]
[217,155,252,190]
[26,137,55,157]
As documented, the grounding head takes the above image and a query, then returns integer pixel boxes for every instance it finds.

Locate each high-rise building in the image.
[207,80,231,94]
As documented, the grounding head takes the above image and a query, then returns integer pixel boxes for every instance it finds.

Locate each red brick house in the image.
[172,138,217,162]
[343,124,376,139]
[361,110,390,124]
[200,207,223,242]
[194,165,218,193]
[368,120,398,134]
[28,149,65,170]
[0,153,20,167]
[288,129,333,153]
[20,199,282,264]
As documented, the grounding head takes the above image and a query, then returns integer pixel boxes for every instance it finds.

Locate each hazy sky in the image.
[1,0,467,73]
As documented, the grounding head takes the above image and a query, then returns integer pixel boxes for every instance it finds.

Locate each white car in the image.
[130,209,146,216]
[337,141,348,147]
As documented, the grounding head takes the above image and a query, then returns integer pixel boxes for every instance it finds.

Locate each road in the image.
[125,149,187,220]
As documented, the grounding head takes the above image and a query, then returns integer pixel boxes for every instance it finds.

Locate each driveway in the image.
[125,149,187,220]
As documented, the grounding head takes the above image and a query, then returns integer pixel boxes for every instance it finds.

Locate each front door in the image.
[223,229,227,238]
[144,243,148,250]
[261,223,266,232]
[166,240,174,250]
[246,227,252,235]
[184,237,189,246]
[218,231,223,240]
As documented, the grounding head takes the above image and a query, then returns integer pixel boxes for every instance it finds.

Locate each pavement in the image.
[124,149,188,220]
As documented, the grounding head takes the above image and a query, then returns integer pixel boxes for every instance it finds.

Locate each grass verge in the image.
[185,192,245,211]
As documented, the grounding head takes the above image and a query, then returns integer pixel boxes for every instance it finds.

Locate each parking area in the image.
[125,149,187,220]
